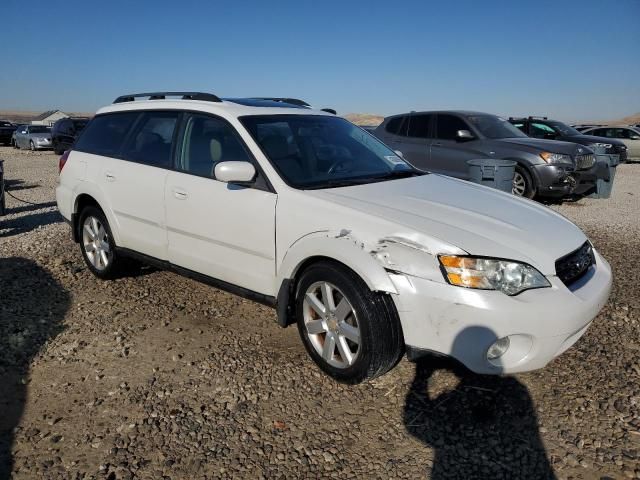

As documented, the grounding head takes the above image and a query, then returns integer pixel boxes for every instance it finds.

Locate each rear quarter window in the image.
[385,116,406,135]
[74,112,140,157]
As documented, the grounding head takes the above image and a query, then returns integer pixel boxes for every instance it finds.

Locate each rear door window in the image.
[121,111,179,168]
[435,114,469,140]
[75,112,140,157]
[406,114,432,139]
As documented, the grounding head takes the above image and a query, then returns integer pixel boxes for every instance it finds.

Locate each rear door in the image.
[164,113,277,295]
[398,114,433,171]
[78,110,177,259]
[430,114,477,179]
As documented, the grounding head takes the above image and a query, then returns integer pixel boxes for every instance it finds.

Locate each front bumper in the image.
[533,160,607,198]
[390,249,612,374]
[34,138,52,149]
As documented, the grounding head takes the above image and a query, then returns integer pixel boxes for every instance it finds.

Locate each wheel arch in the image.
[275,232,398,327]
[72,191,120,244]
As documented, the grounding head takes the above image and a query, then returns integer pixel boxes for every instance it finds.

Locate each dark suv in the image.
[51,117,89,154]
[0,120,16,145]
[373,111,602,199]
[510,117,628,163]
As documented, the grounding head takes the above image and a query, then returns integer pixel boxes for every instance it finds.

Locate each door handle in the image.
[105,172,116,182]
[173,189,188,200]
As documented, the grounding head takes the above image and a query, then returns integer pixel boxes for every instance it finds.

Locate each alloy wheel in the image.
[302,281,361,369]
[512,171,526,196]
[82,216,112,271]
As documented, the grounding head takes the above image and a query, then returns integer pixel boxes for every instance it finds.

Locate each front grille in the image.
[576,154,595,170]
[555,241,595,286]
[614,145,628,162]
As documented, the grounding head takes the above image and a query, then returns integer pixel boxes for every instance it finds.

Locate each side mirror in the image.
[630,135,640,140]
[21,130,27,134]
[394,150,404,158]
[214,161,256,184]
[456,129,474,141]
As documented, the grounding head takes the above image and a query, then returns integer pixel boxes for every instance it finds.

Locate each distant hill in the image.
[344,113,384,126]
[0,110,93,123]
[608,112,640,126]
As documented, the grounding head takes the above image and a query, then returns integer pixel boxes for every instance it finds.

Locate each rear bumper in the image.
[391,249,612,374]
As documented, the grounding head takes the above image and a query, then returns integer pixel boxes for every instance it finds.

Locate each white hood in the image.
[309,174,587,274]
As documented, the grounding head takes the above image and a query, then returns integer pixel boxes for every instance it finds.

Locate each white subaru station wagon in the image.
[56,92,612,383]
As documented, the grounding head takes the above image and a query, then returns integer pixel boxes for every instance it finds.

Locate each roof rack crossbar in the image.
[252,97,311,107]
[113,92,222,104]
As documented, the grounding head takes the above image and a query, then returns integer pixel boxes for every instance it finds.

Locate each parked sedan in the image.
[510,117,628,163]
[581,126,640,161]
[14,125,52,150]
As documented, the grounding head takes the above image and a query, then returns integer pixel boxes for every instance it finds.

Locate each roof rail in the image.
[527,116,548,120]
[113,92,222,104]
[253,97,311,107]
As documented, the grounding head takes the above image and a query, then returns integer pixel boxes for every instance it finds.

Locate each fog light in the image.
[487,337,510,360]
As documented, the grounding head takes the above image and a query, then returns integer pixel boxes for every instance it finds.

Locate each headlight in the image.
[439,255,550,296]
[37,137,48,141]
[591,142,612,149]
[539,152,572,164]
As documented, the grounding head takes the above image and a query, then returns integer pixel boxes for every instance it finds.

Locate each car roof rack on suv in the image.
[508,116,548,121]
[252,97,312,107]
[113,92,222,104]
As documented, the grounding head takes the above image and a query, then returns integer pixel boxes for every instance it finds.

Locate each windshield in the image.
[240,115,421,189]
[29,126,49,133]
[547,121,581,136]
[467,115,528,139]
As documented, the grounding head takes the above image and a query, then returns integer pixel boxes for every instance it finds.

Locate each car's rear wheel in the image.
[78,206,125,279]
[295,261,404,384]
[512,166,535,198]
[53,140,64,155]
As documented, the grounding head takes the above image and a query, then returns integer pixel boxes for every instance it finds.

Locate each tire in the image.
[295,261,404,384]
[53,140,64,156]
[512,165,535,198]
[29,140,35,151]
[11,139,17,149]
[78,206,125,280]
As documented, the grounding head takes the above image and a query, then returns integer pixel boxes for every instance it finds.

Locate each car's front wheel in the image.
[512,166,535,198]
[78,206,125,279]
[295,261,404,384]
[29,140,35,151]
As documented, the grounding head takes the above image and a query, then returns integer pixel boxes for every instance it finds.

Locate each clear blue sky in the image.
[2,0,638,122]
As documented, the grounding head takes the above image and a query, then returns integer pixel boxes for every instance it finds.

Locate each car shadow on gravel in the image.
[0,257,70,479]
[0,209,62,239]
[403,327,556,479]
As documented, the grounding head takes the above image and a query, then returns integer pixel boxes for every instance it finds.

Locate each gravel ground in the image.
[0,145,638,480]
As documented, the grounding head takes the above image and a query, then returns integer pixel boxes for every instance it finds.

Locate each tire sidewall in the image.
[78,206,119,279]
[514,165,535,199]
[295,263,378,383]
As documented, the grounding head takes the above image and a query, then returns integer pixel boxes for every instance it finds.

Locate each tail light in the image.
[58,150,70,173]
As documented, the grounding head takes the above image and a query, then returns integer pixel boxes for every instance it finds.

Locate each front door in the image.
[429,114,478,180]
[165,113,277,295]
